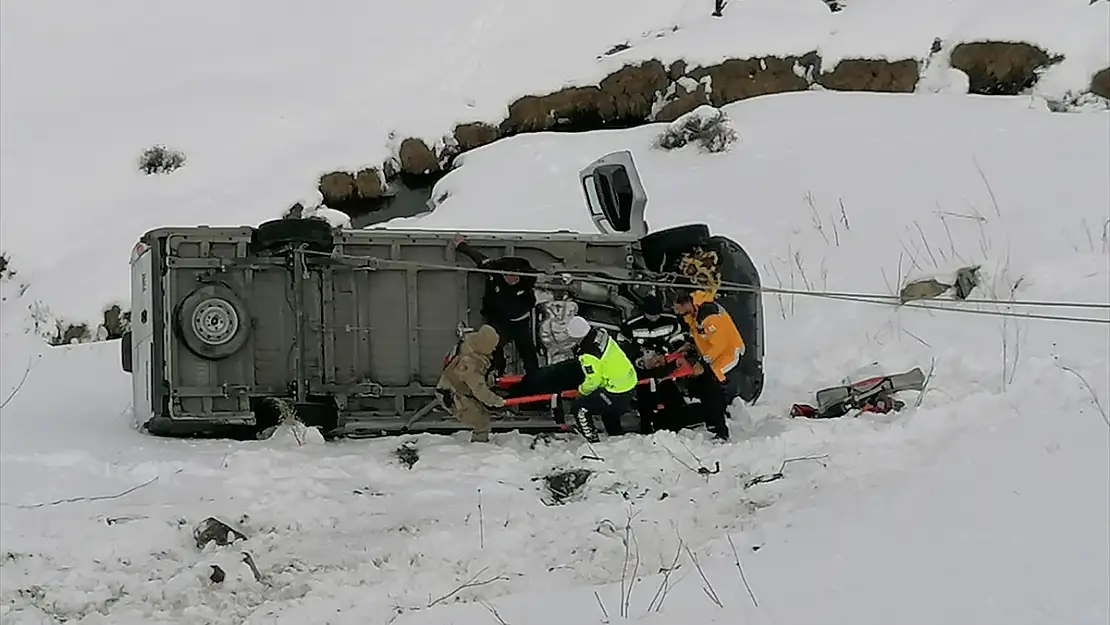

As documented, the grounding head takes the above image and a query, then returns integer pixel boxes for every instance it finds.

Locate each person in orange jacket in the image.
[672,289,745,440]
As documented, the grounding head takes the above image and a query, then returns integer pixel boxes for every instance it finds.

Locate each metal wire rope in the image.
[302,249,1110,325]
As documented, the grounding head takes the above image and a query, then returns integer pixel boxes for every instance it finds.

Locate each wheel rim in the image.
[190,298,240,346]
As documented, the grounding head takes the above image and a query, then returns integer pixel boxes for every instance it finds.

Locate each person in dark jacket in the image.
[617,294,691,434]
[455,236,540,375]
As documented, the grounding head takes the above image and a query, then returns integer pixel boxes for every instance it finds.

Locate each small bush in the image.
[393,442,419,469]
[138,145,187,175]
[0,252,12,281]
[654,105,738,154]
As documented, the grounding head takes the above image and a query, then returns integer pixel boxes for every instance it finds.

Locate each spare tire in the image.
[251,218,335,255]
[174,284,252,360]
[638,224,711,272]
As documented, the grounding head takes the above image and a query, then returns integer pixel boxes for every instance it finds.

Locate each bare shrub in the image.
[138,145,186,175]
[100,304,130,339]
[0,252,12,281]
[26,300,127,345]
[654,105,738,154]
[51,322,92,346]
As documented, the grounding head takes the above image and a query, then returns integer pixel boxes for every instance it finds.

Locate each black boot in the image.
[574,408,600,443]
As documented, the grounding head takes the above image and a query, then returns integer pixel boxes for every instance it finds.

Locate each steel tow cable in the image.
[302,249,1110,325]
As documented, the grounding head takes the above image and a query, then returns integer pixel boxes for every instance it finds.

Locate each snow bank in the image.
[2,0,1108,326]
[1,91,1107,624]
[392,91,1110,389]
[392,378,1110,625]
[388,92,1107,266]
[603,0,1109,83]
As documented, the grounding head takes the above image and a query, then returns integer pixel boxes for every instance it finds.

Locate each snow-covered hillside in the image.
[1,0,1108,330]
[2,91,1107,624]
[2,0,1109,622]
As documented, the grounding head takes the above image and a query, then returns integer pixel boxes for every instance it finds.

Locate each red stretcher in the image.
[497,351,698,407]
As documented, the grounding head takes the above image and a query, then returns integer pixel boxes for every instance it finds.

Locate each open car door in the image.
[579,150,649,237]
[579,149,766,404]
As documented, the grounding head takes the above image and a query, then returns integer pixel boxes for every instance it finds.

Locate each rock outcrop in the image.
[690,54,820,106]
[316,39,1094,214]
[949,42,1063,95]
[500,61,670,134]
[397,138,440,177]
[453,122,500,151]
[1091,67,1110,99]
[317,168,387,216]
[819,59,920,92]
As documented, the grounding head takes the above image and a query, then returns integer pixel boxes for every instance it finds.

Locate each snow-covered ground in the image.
[1,0,1108,326]
[2,90,1108,623]
[2,0,1109,622]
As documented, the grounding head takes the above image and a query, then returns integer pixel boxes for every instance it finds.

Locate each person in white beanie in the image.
[564,316,638,443]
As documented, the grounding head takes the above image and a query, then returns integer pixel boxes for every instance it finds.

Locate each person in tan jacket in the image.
[436,325,507,442]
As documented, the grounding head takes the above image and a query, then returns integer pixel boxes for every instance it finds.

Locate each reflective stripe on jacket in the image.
[574,328,638,395]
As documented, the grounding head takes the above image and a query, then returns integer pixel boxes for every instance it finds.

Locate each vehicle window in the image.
[596,171,631,232]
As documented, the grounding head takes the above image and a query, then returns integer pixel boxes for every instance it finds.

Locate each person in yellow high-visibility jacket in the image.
[672,289,745,441]
[565,316,638,443]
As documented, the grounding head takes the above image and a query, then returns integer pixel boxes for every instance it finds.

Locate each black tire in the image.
[709,235,765,404]
[251,218,335,255]
[143,415,175,437]
[638,224,711,272]
[144,415,259,440]
[295,401,340,433]
[730,360,765,404]
[173,284,252,360]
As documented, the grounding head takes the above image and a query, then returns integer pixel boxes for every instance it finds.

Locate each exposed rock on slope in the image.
[1091,67,1110,99]
[314,39,1095,214]
[317,169,387,216]
[453,122,500,151]
[690,54,820,107]
[949,42,1063,95]
[818,59,921,93]
[398,138,440,178]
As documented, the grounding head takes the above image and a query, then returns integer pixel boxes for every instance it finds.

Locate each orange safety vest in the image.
[681,290,745,382]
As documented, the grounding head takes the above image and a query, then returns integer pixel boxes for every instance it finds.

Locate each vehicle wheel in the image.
[251,218,335,255]
[143,415,175,437]
[295,401,339,433]
[144,416,257,440]
[638,224,711,272]
[732,360,765,404]
[174,284,252,360]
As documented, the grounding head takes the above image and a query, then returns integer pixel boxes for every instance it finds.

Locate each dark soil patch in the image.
[393,442,419,469]
[540,468,594,504]
[193,517,247,550]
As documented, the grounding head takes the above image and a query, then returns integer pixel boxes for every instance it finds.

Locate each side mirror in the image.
[579,150,648,237]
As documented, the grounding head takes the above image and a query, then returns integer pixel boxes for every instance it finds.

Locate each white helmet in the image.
[566,316,592,340]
